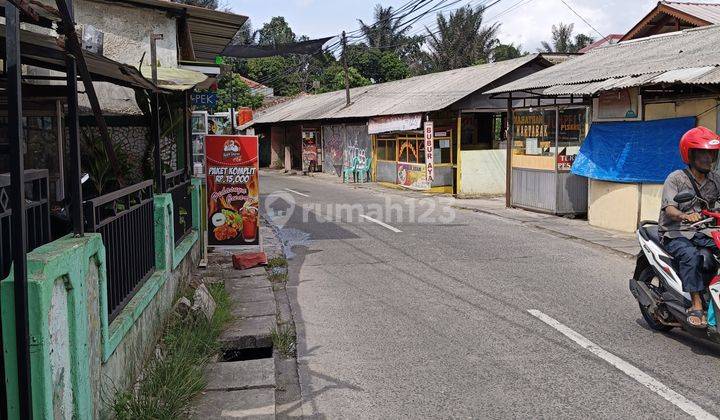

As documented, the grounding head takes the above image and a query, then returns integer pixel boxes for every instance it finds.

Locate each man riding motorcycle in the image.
[659,126,720,328]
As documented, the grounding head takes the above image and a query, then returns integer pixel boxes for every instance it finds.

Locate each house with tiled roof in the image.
[622,0,720,40]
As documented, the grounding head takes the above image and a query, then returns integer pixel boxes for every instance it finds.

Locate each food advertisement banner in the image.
[397,162,430,190]
[206,135,259,247]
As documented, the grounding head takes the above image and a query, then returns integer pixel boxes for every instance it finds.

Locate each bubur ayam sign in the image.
[205,135,260,247]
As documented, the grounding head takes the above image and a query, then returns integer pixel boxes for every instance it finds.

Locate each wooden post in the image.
[55,0,124,185]
[150,34,164,192]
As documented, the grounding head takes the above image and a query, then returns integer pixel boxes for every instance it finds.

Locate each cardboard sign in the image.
[424,121,434,182]
[205,135,259,247]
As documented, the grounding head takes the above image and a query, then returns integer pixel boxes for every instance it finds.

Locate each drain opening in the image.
[221,347,273,362]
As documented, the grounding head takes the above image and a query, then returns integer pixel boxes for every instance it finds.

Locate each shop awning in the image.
[221,36,334,59]
[0,25,158,91]
[571,117,696,183]
[140,67,209,91]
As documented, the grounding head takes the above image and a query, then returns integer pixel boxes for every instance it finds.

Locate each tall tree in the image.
[358,5,412,52]
[171,0,218,9]
[540,22,594,53]
[426,5,500,71]
[345,44,409,83]
[257,16,296,46]
[492,43,525,62]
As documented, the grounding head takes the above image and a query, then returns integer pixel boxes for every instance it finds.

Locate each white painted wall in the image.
[459,149,506,196]
[32,0,179,114]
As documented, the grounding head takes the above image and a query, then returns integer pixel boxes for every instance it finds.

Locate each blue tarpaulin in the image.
[571,117,696,183]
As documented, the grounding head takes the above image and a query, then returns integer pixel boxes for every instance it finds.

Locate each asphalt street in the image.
[261,170,720,419]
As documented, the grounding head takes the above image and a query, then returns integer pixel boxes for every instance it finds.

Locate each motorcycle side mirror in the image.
[674,191,696,204]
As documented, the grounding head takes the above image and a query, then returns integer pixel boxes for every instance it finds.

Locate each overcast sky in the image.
[222,0,675,52]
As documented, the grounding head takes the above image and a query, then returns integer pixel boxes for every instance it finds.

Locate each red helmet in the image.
[679,126,720,164]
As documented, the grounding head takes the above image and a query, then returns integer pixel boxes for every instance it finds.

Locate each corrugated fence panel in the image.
[511,168,557,212]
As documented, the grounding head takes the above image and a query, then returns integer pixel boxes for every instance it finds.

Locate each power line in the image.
[557,0,606,41]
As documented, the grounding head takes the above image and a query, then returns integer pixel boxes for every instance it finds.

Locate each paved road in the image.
[261,171,720,419]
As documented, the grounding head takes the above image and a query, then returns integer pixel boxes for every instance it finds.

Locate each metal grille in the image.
[84,180,155,322]
[0,170,51,418]
[0,170,51,279]
[162,169,193,247]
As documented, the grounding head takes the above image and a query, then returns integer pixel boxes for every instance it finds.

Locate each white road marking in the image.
[528,309,717,420]
[360,214,402,233]
[284,188,309,197]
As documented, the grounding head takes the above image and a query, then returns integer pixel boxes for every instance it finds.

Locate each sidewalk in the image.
[269,169,639,258]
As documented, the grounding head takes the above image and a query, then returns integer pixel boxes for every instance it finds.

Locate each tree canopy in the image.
[426,5,500,71]
[540,22,594,53]
[212,4,599,101]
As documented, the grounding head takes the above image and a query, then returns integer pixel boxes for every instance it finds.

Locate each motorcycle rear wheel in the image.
[638,266,674,332]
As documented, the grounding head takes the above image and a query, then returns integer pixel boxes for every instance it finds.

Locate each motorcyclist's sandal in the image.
[686,309,707,329]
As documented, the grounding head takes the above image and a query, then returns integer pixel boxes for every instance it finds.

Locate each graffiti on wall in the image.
[321,125,345,176]
[344,125,371,172]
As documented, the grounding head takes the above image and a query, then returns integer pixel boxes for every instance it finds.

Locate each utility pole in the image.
[341,31,350,107]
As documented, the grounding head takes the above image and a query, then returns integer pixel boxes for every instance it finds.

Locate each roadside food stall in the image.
[371,112,456,193]
[509,103,590,214]
[488,24,720,230]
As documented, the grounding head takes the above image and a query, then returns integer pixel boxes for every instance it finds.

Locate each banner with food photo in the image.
[205,135,260,247]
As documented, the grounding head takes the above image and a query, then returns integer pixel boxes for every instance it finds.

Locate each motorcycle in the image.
[630,191,720,344]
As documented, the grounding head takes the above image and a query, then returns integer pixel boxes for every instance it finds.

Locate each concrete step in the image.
[219,315,275,350]
[204,358,275,391]
[191,388,275,419]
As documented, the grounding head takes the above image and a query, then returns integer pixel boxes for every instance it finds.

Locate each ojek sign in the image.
[424,121,434,182]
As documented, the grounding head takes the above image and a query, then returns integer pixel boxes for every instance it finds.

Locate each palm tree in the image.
[540,22,594,53]
[426,5,500,71]
[358,5,413,52]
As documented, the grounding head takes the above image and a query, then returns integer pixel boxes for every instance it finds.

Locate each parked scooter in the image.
[630,191,720,343]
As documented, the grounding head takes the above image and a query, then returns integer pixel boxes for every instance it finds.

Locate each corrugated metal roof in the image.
[665,1,720,24]
[489,24,720,94]
[253,54,546,124]
[537,66,720,96]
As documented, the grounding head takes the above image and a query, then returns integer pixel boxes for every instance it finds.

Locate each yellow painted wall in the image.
[459,149,506,196]
[645,98,717,131]
[588,97,718,232]
[639,184,663,223]
[588,180,640,232]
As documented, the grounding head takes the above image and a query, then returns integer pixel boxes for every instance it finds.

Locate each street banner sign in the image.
[205,135,260,247]
[192,92,218,108]
[424,121,434,182]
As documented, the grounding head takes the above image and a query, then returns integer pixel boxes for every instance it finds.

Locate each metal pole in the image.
[185,91,192,176]
[65,0,83,235]
[6,4,33,418]
[341,31,350,107]
[150,34,163,192]
[505,94,513,208]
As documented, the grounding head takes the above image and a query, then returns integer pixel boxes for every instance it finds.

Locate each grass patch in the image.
[112,283,232,420]
[268,272,288,283]
[271,324,296,358]
[268,257,288,268]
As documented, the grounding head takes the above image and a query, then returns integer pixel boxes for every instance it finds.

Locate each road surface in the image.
[261,170,720,419]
